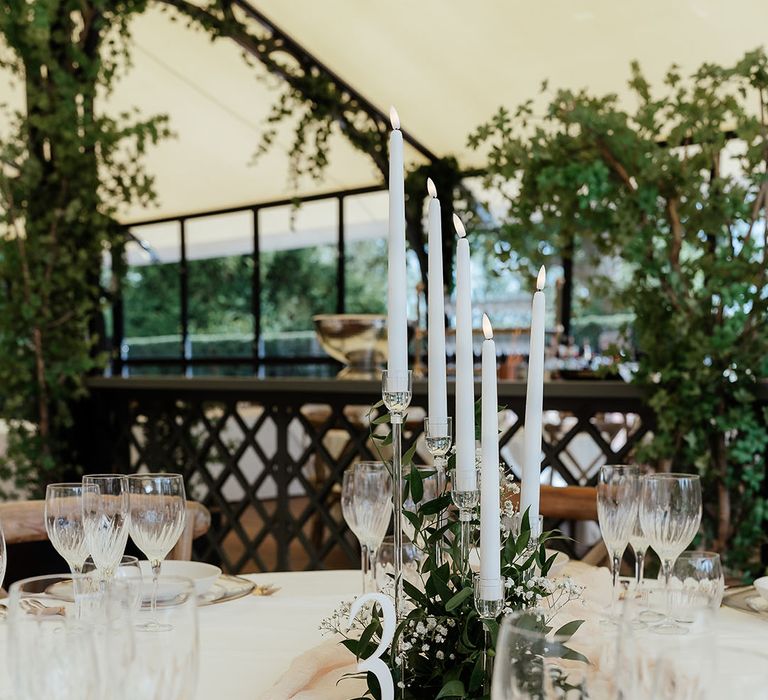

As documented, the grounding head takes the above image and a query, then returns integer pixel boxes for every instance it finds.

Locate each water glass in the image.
[45,482,97,574]
[82,555,143,611]
[670,551,724,612]
[639,473,701,631]
[125,576,198,700]
[492,608,634,699]
[82,475,131,579]
[376,535,422,591]
[633,605,715,698]
[341,462,393,593]
[7,574,120,700]
[597,464,640,613]
[128,473,187,629]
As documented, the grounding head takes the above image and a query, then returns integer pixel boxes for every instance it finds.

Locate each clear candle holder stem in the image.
[451,487,479,577]
[424,417,452,567]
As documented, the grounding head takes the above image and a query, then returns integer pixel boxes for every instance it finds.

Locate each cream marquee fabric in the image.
[0,0,766,224]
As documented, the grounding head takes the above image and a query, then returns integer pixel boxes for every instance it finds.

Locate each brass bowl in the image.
[312,314,387,379]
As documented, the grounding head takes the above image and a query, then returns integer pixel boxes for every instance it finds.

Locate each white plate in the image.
[139,560,222,596]
[746,595,768,614]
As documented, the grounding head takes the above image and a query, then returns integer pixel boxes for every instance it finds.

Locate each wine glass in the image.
[597,464,640,616]
[341,462,392,594]
[639,474,702,632]
[82,475,130,580]
[127,473,186,630]
[45,483,96,574]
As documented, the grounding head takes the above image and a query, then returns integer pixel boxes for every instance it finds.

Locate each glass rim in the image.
[501,607,622,644]
[674,550,720,561]
[643,472,700,481]
[600,464,639,472]
[352,461,387,470]
[46,482,96,491]
[9,572,86,593]
[83,473,128,481]
[381,369,412,377]
[499,607,580,644]
[126,472,184,480]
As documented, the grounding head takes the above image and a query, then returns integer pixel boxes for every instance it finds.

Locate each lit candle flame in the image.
[427,177,437,198]
[453,213,466,238]
[537,265,546,291]
[482,313,493,340]
[389,106,400,130]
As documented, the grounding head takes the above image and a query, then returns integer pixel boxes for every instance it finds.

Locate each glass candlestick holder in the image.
[424,416,452,566]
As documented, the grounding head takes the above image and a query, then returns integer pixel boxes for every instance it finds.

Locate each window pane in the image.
[344,192,387,315]
[123,222,181,360]
[259,201,337,360]
[186,212,253,359]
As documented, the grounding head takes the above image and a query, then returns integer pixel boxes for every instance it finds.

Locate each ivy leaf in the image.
[445,586,473,612]
[408,465,424,503]
[469,654,485,692]
[554,620,584,638]
[419,494,452,516]
[403,441,418,467]
[403,579,429,608]
[436,679,465,698]
[372,414,390,425]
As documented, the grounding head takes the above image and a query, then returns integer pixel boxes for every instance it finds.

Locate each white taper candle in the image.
[387,107,407,379]
[427,178,447,422]
[521,266,546,523]
[480,314,502,598]
[453,214,476,492]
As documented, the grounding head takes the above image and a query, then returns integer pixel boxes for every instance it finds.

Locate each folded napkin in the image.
[259,637,365,700]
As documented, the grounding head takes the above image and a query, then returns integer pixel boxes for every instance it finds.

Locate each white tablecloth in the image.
[197,570,360,699]
[0,568,765,698]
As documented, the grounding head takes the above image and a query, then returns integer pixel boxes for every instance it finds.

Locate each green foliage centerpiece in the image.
[322,404,585,699]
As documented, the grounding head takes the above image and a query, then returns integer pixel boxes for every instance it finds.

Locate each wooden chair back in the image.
[0,499,211,561]
[509,485,598,521]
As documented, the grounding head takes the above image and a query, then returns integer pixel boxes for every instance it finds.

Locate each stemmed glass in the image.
[639,473,702,633]
[629,513,649,589]
[82,475,130,580]
[45,483,96,574]
[341,462,393,594]
[127,473,187,630]
[597,464,640,615]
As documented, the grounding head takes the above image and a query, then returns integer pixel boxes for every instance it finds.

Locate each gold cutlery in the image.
[251,584,280,597]
[20,599,66,616]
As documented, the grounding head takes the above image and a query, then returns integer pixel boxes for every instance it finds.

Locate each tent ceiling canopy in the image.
[1,1,766,223]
